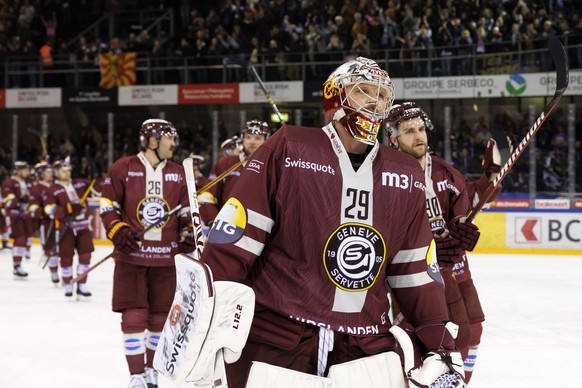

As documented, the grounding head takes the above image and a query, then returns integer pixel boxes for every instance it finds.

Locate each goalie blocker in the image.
[153,254,255,385]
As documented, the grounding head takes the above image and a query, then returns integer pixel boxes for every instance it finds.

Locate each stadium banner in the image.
[490,199,531,208]
[63,87,117,105]
[398,69,582,100]
[178,84,238,104]
[239,81,303,103]
[99,52,136,89]
[473,211,582,254]
[118,85,178,106]
[505,212,582,250]
[5,88,61,108]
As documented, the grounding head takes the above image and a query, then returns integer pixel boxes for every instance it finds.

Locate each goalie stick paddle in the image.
[467,37,569,222]
[68,204,183,283]
[182,157,206,259]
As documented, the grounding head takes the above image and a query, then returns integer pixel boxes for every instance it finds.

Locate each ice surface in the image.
[2,245,580,387]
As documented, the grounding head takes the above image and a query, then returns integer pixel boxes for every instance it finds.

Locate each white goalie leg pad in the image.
[245,362,333,388]
[153,255,215,382]
[327,352,406,388]
[185,280,255,385]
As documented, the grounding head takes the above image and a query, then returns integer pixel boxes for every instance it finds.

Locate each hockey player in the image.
[198,119,269,227]
[386,102,490,384]
[188,153,211,190]
[28,161,58,284]
[1,161,33,278]
[43,159,95,297]
[100,119,193,388]
[0,191,11,249]
[188,57,463,387]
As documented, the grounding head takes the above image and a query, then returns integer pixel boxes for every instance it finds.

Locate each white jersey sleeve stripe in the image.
[247,209,274,232]
[391,247,429,264]
[386,272,434,289]
[234,235,265,256]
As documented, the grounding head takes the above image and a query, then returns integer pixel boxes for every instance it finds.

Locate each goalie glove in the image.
[390,324,464,388]
[407,351,465,388]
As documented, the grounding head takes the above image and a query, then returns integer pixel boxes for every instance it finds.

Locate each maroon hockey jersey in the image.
[202,124,449,338]
[100,154,190,267]
[44,179,93,231]
[1,177,30,218]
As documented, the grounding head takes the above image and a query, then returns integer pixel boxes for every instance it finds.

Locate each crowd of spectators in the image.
[1,0,582,87]
[0,0,581,197]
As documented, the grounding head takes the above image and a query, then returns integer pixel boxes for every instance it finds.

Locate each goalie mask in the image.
[385,102,434,146]
[139,119,179,151]
[323,57,394,145]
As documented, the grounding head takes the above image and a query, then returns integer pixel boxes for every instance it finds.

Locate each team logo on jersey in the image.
[136,196,170,229]
[207,197,246,244]
[426,239,444,285]
[323,223,386,291]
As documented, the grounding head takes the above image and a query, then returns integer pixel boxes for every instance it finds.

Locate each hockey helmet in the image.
[322,57,394,145]
[13,161,30,170]
[34,161,53,178]
[52,157,72,172]
[241,119,270,138]
[385,102,434,139]
[139,119,179,151]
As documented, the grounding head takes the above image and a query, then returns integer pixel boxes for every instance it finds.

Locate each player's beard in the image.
[400,141,428,160]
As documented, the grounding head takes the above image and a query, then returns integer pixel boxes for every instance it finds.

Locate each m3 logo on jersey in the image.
[208,197,246,244]
[382,172,425,191]
[323,223,386,291]
[137,196,170,229]
[164,173,180,182]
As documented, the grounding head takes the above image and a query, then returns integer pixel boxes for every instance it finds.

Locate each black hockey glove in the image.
[177,235,197,253]
[435,236,465,263]
[448,220,480,251]
[106,220,140,255]
[482,138,501,175]
[68,202,85,216]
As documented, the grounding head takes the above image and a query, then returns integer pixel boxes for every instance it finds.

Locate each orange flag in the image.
[99,52,136,89]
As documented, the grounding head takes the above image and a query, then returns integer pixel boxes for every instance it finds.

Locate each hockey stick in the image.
[248,64,286,124]
[467,37,569,222]
[69,203,184,284]
[27,128,48,161]
[224,57,286,124]
[196,158,245,195]
[182,157,206,258]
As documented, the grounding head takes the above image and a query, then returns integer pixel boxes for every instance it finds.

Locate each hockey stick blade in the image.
[467,37,569,222]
